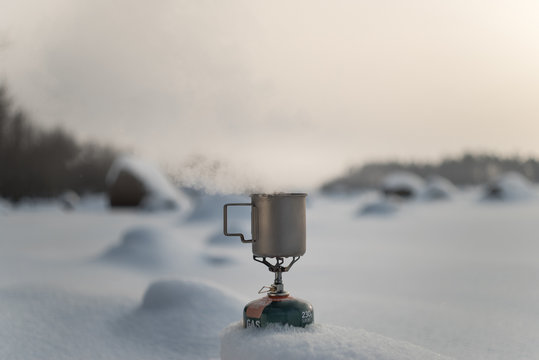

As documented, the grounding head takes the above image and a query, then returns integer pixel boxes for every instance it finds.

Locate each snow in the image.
[0,280,243,360]
[140,279,241,311]
[482,171,536,201]
[106,156,192,212]
[2,189,539,359]
[123,280,243,359]
[221,323,452,360]
[422,176,457,200]
[381,171,425,198]
[59,190,81,210]
[358,192,400,216]
[186,193,247,222]
[99,225,175,270]
[0,197,11,214]
[359,174,456,215]
[206,225,245,247]
[0,285,134,360]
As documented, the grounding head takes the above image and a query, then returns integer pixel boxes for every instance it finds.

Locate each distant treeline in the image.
[321,153,539,193]
[0,85,118,202]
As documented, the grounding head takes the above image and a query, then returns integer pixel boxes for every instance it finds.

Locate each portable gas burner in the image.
[224,193,314,328]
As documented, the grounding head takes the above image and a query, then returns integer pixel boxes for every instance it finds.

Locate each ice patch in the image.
[220,322,453,360]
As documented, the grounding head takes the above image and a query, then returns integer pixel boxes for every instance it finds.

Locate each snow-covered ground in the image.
[1,189,538,359]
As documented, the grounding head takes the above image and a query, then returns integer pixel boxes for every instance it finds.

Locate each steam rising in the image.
[171,156,274,195]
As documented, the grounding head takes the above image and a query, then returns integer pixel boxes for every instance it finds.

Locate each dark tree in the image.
[0,84,119,202]
[321,153,539,193]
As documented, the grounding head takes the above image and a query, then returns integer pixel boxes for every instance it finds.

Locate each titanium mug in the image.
[223,193,307,258]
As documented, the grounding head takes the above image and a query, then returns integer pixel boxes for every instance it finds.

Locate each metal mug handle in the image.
[223,203,256,243]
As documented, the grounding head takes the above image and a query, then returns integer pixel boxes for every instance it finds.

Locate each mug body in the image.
[251,193,306,257]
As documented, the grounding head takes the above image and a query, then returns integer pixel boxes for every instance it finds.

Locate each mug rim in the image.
[250,192,307,197]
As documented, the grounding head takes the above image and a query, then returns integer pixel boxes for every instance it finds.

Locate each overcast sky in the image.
[1,0,539,190]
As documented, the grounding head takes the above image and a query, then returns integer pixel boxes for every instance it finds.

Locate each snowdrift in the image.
[381,171,425,199]
[0,198,11,214]
[221,322,453,360]
[358,196,399,216]
[99,226,173,270]
[359,174,457,214]
[99,224,240,271]
[0,285,133,360]
[483,171,536,201]
[422,176,457,200]
[119,279,243,359]
[0,280,244,360]
[106,156,191,212]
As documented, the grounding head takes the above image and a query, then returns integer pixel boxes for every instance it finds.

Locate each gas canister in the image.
[244,293,314,328]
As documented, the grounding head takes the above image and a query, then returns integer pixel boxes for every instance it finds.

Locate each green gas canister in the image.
[244,292,314,328]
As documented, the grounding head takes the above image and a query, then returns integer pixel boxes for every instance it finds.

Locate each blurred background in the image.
[2,0,539,199]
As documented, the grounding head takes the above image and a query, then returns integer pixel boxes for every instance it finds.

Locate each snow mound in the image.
[0,285,134,360]
[358,199,399,216]
[357,192,399,216]
[0,282,244,360]
[203,253,237,266]
[59,190,80,210]
[118,279,243,359]
[140,279,241,311]
[382,172,425,200]
[100,226,172,270]
[422,176,457,200]
[0,198,11,214]
[221,322,453,360]
[204,228,242,266]
[483,171,536,201]
[106,156,192,212]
